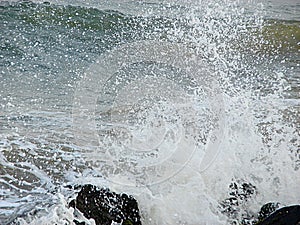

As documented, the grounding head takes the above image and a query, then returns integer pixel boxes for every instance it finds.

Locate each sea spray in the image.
[0,0,299,224]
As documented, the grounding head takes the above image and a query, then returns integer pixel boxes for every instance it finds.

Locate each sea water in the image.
[0,0,299,224]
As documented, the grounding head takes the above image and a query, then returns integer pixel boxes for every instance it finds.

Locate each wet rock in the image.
[220,181,257,223]
[257,202,280,222]
[219,181,300,225]
[255,205,300,225]
[69,184,142,225]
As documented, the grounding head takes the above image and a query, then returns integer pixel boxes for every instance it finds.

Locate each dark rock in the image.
[257,202,280,222]
[220,181,257,222]
[255,205,300,225]
[69,184,142,225]
[219,181,300,225]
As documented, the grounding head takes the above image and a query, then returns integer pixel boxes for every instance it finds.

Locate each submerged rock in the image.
[69,184,142,225]
[257,202,280,222]
[255,205,300,225]
[220,181,257,223]
[220,181,300,225]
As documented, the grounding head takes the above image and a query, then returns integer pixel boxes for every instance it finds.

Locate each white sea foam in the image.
[0,0,299,224]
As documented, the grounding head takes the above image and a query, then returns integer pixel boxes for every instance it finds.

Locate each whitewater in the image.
[0,0,299,224]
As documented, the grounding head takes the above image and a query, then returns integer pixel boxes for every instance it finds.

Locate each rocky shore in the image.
[69,184,142,225]
[69,184,300,225]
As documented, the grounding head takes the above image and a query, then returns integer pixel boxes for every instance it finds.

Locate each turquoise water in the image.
[0,1,299,224]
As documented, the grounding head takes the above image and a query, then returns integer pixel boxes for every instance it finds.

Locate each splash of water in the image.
[0,0,299,224]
